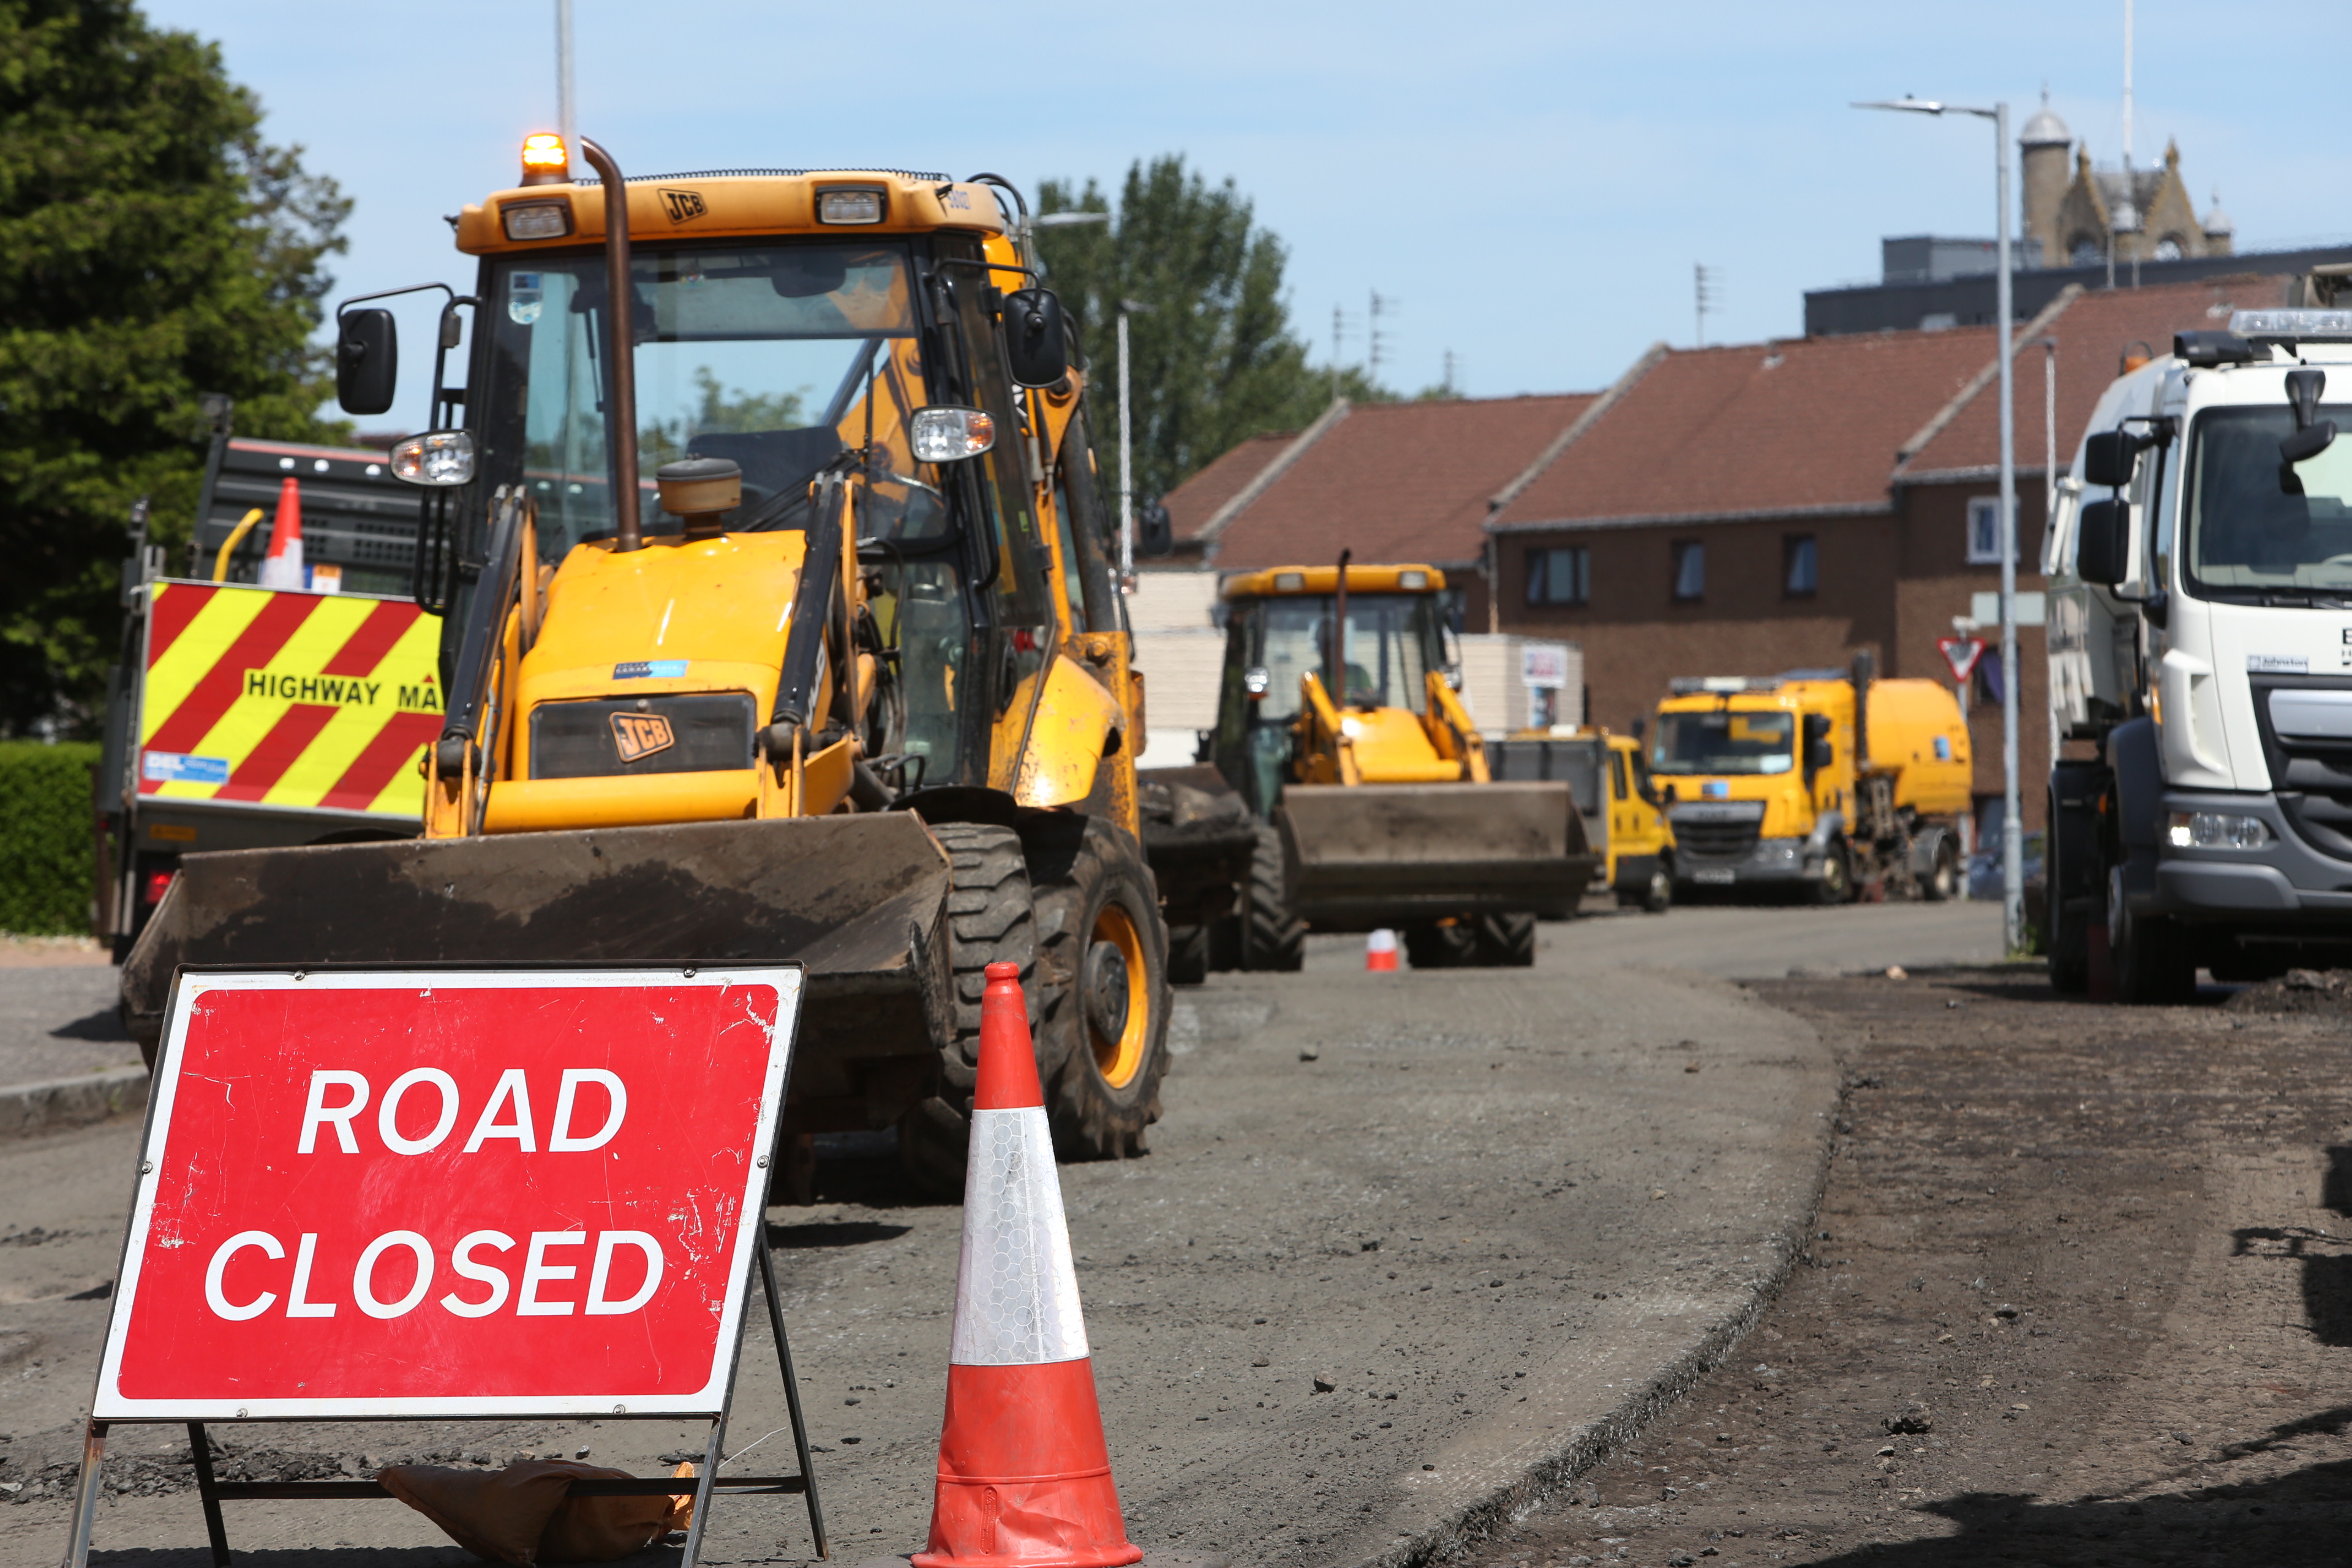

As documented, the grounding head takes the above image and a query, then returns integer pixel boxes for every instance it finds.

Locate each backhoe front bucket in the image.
[1275,780,1593,928]
[119,815,954,1133]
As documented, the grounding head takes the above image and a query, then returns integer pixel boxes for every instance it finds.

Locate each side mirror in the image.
[1001,288,1069,388]
[337,309,398,416]
[1137,499,1174,557]
[2081,429,2139,489]
[1801,712,1833,777]
[2076,497,2129,586]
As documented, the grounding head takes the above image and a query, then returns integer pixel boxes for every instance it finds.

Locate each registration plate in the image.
[1692,867,1736,884]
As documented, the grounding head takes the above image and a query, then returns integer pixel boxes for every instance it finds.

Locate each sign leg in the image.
[677,1417,726,1568]
[760,1234,826,1558]
[60,1420,107,1568]
[187,1423,232,1567]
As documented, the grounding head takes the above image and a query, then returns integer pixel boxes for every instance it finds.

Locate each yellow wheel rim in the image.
[1090,904,1151,1089]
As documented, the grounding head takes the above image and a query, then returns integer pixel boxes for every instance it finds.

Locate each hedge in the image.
[0,742,101,935]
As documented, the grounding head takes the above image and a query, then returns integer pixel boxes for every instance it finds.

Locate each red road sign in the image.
[1937,636,1986,684]
[93,967,799,1420]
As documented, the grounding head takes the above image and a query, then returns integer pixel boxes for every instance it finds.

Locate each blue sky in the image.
[145,1,2336,435]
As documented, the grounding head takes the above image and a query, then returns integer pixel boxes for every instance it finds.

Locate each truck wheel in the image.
[1166,922,1208,986]
[1030,818,1174,1162]
[1472,913,1537,967]
[1922,839,1960,902]
[1403,921,1475,968]
[1642,858,1673,914]
[899,822,1037,1197]
[1240,823,1303,971]
[1813,846,1853,905]
[2108,864,2195,1005]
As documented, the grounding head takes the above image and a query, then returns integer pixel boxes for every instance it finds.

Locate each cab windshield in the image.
[1248,593,1446,718]
[2185,404,2352,597]
[477,241,949,558]
[1651,709,1795,775]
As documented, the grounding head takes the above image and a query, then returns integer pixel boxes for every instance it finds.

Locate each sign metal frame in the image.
[64,962,826,1568]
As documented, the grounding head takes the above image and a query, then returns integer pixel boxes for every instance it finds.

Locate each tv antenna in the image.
[1694,263,1719,347]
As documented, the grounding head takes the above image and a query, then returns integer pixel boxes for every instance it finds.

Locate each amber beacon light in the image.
[520,132,569,184]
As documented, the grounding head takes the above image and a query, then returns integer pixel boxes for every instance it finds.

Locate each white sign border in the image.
[90,964,801,1422]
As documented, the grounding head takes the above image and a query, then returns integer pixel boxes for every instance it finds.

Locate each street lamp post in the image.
[1856,94,2024,956]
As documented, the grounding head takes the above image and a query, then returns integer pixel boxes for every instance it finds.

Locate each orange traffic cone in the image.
[1365,929,1400,972]
[258,477,306,590]
[911,961,1142,1568]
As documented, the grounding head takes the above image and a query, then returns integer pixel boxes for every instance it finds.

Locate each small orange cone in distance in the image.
[911,962,1142,1568]
[1365,929,1400,972]
[258,477,306,590]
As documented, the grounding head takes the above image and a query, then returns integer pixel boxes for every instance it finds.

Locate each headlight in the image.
[1760,840,1801,864]
[2166,810,2271,850]
[909,406,994,463]
[390,429,476,487]
[816,187,885,225]
[500,198,573,241]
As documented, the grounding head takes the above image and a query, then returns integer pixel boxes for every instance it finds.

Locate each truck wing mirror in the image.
[2076,497,2129,586]
[336,308,398,417]
[1137,499,1174,558]
[2281,367,2336,478]
[1001,288,1069,388]
[1801,712,1833,778]
[2081,430,2138,489]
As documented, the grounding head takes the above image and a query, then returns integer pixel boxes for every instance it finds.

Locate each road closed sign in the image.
[92,967,799,1420]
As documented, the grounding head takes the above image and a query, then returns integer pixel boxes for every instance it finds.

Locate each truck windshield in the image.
[1250,593,1442,719]
[476,242,950,560]
[2185,404,2352,595]
[1650,710,1795,775]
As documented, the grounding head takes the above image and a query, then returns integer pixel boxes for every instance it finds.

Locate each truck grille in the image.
[529,692,758,780]
[1668,802,1765,861]
[2255,679,2352,862]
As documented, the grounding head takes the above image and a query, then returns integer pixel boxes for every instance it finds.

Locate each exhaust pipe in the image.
[576,137,641,552]
[1849,648,1875,771]
[1328,548,1351,701]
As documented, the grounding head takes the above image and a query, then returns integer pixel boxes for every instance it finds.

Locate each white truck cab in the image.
[2047,309,2352,1000]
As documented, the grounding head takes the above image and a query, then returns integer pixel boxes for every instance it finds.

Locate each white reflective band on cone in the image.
[949,1105,1089,1365]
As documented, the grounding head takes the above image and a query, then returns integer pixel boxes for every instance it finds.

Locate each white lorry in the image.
[2045,308,2352,1001]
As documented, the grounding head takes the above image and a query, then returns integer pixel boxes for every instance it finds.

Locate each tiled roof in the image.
[1490,331,1998,529]
[1205,394,1596,570]
[1901,273,2296,477]
[1162,431,1295,543]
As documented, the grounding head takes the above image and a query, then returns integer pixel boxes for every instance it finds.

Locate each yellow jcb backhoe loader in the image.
[1150,557,1592,969]
[121,136,1168,1191]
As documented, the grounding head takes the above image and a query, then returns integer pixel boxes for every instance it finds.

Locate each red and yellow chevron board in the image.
[138,583,445,819]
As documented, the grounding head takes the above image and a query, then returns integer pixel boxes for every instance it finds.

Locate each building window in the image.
[1526,546,1589,606]
[1672,540,1705,601]
[1784,535,1818,597]
[1966,496,2012,565]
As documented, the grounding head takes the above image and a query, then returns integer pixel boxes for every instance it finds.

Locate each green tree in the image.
[1036,157,1376,503]
[0,0,350,735]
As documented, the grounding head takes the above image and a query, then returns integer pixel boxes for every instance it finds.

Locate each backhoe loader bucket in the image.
[1275,780,1593,929]
[119,815,954,1129]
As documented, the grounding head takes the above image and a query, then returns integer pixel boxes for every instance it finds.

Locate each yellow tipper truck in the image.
[123,135,1171,1189]
[1649,657,1971,903]
[1488,728,1675,911]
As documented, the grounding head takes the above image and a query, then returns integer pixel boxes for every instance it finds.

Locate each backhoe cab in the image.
[124,137,1170,1192]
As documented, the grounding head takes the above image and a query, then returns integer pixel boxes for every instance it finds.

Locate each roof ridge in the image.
[1892,285,2084,471]
[1197,399,1352,549]
[1485,342,1668,519]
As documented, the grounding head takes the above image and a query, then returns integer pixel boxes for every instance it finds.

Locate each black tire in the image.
[2109,862,2195,1005]
[1403,921,1475,969]
[1166,922,1208,986]
[1472,912,1537,967]
[1923,839,1960,902]
[1813,845,1853,906]
[1239,822,1303,971]
[1642,857,1673,914]
[1029,818,1174,1162]
[898,823,1036,1196]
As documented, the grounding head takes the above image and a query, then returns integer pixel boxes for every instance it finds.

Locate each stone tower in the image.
[2019,91,2071,271]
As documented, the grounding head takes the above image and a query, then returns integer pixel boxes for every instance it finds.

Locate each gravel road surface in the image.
[1457,963,2352,1567]
[0,952,1838,1568]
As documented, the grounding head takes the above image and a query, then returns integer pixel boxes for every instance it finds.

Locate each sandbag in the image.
[380,1460,695,1566]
